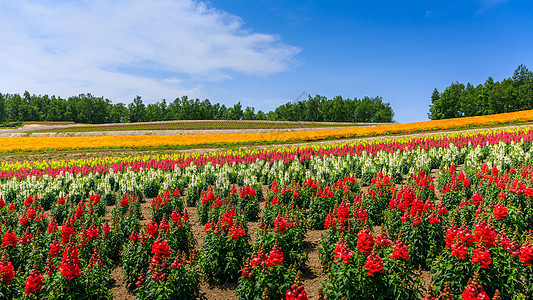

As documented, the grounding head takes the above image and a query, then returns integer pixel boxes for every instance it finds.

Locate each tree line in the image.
[0,92,394,124]
[428,64,533,120]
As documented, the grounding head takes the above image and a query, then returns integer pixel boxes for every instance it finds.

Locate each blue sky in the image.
[1,0,532,123]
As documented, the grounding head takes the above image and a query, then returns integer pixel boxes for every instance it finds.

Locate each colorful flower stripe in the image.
[1,126,533,179]
[1,110,532,153]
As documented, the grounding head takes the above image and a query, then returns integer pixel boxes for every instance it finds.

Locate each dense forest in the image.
[429,64,533,120]
[0,93,394,124]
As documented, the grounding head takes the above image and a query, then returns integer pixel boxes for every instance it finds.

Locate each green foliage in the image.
[429,64,533,120]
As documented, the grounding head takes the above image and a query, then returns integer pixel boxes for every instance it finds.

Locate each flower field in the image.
[1,109,532,152]
[1,126,533,299]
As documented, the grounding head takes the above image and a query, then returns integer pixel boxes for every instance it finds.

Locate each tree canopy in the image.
[0,93,394,124]
[428,65,533,120]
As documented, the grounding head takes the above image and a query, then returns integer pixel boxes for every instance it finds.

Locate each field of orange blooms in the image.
[1,109,532,152]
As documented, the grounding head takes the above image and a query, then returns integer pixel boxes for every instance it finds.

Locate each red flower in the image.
[47,220,58,233]
[390,240,409,260]
[518,243,533,266]
[61,222,74,244]
[273,215,292,234]
[493,204,507,220]
[151,238,170,258]
[363,254,384,277]
[24,269,44,295]
[0,258,15,285]
[286,283,309,300]
[266,246,284,267]
[101,221,110,233]
[472,193,483,206]
[333,240,352,264]
[2,231,17,248]
[461,280,490,300]
[324,213,336,230]
[412,217,421,226]
[357,229,374,256]
[375,233,392,249]
[49,240,63,258]
[204,222,213,234]
[60,244,81,279]
[145,221,159,237]
[228,226,246,241]
[471,247,491,269]
[428,214,440,224]
[451,242,469,259]
[220,209,236,230]
[86,226,99,240]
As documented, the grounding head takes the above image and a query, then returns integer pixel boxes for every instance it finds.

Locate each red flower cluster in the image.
[493,204,508,220]
[239,185,257,198]
[286,283,309,300]
[151,238,171,258]
[61,222,74,244]
[49,240,63,258]
[461,280,490,300]
[333,240,352,264]
[357,229,374,256]
[86,225,99,240]
[375,233,392,249]
[2,230,17,248]
[473,222,497,249]
[145,220,159,237]
[228,226,246,241]
[471,247,492,269]
[60,244,81,279]
[273,215,293,234]
[220,209,236,230]
[24,269,44,295]
[0,258,15,285]
[390,240,409,260]
[363,254,384,277]
[514,242,533,266]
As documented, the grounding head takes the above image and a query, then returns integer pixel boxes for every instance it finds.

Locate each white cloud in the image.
[0,0,300,102]
[478,0,508,14]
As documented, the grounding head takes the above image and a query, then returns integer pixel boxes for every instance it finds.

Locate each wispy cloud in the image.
[0,0,300,102]
[477,0,509,14]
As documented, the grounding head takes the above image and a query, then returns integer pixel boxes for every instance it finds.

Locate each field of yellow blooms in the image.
[0,109,532,152]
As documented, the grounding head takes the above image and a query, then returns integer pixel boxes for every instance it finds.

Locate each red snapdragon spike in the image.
[49,240,63,258]
[472,247,492,269]
[375,233,392,249]
[101,221,110,233]
[363,254,384,277]
[286,283,309,300]
[0,258,15,285]
[204,222,213,234]
[228,226,246,241]
[24,269,44,295]
[451,242,469,259]
[324,213,336,230]
[517,243,533,266]
[357,229,374,256]
[273,215,293,234]
[333,240,352,264]
[220,209,236,230]
[266,246,284,267]
[60,244,81,279]
[473,222,497,249]
[461,282,490,300]
[86,226,99,240]
[151,238,170,258]
[61,222,74,244]
[390,240,409,260]
[493,204,508,220]
[146,221,159,237]
[2,230,17,248]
